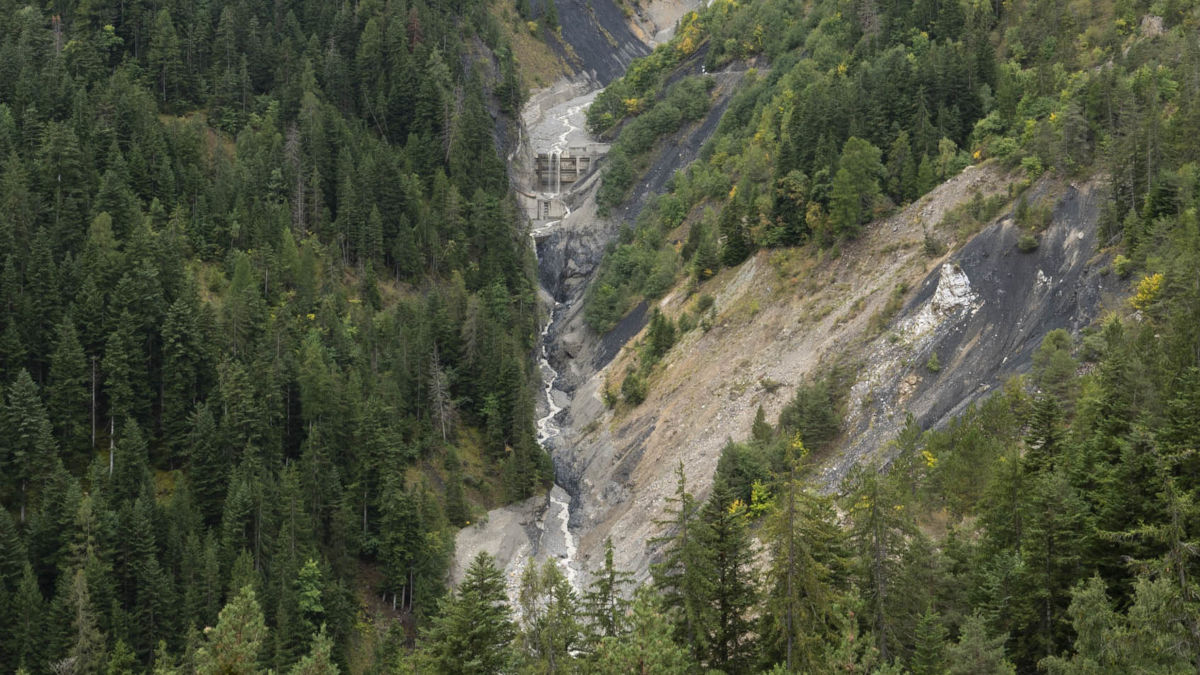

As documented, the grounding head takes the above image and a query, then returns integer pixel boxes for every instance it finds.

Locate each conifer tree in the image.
[829,137,883,237]
[761,440,851,672]
[583,538,633,644]
[592,589,695,674]
[196,585,268,675]
[845,464,916,663]
[698,477,759,673]
[651,462,713,663]
[7,563,44,671]
[161,293,206,455]
[288,625,339,675]
[2,369,58,522]
[423,552,516,675]
[910,609,949,675]
[945,612,1015,675]
[48,315,90,459]
[61,568,107,675]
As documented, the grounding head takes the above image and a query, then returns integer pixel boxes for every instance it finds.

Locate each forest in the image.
[0,0,556,671]
[2,0,1200,673]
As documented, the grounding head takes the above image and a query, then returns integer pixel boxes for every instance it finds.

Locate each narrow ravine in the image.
[452,0,711,600]
[452,80,605,600]
[522,87,601,594]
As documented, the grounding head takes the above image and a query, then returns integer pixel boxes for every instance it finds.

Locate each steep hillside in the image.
[552,163,1117,582]
[460,0,1200,672]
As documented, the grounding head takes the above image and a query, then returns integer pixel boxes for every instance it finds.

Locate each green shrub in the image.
[1017,234,1039,252]
[621,369,647,405]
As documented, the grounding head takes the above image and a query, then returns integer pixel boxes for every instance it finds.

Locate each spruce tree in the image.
[7,563,44,671]
[423,552,516,675]
[195,585,268,675]
[583,538,633,644]
[845,464,917,663]
[2,369,58,522]
[188,404,227,527]
[651,462,713,663]
[287,625,339,675]
[161,293,205,458]
[699,477,759,673]
[910,609,949,675]
[62,568,107,675]
[829,137,883,237]
[592,589,695,674]
[761,442,851,672]
[945,612,1015,675]
[47,315,90,460]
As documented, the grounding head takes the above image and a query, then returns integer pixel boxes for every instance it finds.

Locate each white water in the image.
[524,94,598,594]
[532,302,583,592]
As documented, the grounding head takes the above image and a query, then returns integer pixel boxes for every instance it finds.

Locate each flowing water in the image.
[520,88,602,595]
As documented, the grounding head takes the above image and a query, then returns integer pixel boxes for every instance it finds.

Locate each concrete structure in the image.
[520,144,609,226]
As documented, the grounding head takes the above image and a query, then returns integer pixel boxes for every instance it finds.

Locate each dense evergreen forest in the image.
[0,0,558,671]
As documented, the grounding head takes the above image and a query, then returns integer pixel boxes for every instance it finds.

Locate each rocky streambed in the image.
[451,80,605,596]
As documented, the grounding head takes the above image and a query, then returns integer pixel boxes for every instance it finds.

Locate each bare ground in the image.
[552,164,1119,586]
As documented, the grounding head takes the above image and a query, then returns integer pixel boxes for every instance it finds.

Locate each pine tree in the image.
[651,462,713,663]
[423,552,516,675]
[699,477,759,673]
[582,538,633,645]
[195,585,268,675]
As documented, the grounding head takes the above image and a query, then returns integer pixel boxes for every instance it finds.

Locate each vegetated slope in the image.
[523,0,1200,672]
[0,1,552,671]
[556,162,1112,578]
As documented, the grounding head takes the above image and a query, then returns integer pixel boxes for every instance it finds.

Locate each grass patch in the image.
[938,189,1011,240]
[490,0,568,87]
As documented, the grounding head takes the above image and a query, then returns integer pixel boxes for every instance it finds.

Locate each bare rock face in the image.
[832,179,1117,484]
[901,263,980,339]
[546,170,1118,586]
